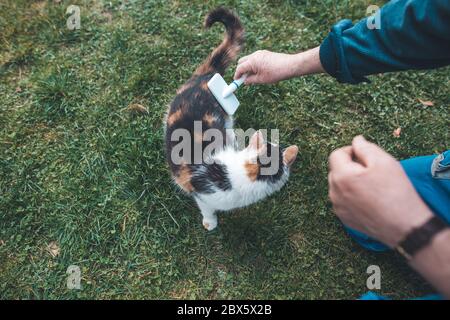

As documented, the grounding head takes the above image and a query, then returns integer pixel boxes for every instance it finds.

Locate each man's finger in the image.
[328,146,364,173]
[237,55,250,65]
[329,146,353,171]
[234,60,253,80]
[238,51,259,64]
[351,135,385,167]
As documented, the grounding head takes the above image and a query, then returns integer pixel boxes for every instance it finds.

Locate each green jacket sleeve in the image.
[319,0,450,84]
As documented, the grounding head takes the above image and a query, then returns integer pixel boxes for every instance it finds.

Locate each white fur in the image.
[195,145,290,231]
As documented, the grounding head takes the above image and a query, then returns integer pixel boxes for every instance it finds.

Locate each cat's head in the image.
[243,130,298,183]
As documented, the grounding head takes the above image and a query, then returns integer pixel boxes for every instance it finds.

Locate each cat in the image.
[164,7,298,231]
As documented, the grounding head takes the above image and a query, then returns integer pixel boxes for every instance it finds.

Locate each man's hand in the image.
[328,135,433,247]
[234,47,324,85]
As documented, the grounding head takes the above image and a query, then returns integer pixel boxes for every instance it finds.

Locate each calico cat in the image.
[165,7,298,231]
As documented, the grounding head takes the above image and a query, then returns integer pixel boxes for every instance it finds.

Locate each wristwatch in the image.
[396,216,448,260]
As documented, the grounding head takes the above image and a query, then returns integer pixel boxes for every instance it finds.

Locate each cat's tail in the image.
[195,7,244,76]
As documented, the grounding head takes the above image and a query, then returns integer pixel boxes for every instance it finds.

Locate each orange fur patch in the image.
[176,82,192,94]
[194,131,203,144]
[200,81,209,91]
[202,113,216,126]
[194,62,213,75]
[174,164,194,193]
[167,108,183,126]
[244,161,259,181]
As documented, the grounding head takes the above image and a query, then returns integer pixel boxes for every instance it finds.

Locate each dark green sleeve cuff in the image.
[319,34,338,80]
[319,19,369,84]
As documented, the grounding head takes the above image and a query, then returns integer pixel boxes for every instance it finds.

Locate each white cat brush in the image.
[207,73,246,115]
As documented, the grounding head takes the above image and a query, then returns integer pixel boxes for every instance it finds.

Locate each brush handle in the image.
[223,74,247,98]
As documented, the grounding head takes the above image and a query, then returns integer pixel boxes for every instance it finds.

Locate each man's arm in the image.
[234,47,323,85]
[235,0,450,85]
[320,0,450,83]
[410,229,450,297]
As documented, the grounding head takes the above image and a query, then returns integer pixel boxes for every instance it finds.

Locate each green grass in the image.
[0,0,448,299]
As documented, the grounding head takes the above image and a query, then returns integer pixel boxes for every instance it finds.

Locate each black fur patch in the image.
[256,144,285,183]
[191,163,232,194]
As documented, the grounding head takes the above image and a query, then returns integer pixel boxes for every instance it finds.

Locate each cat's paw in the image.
[202,218,218,231]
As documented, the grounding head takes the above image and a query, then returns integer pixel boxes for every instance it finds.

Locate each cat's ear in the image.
[283,145,299,166]
[248,130,265,152]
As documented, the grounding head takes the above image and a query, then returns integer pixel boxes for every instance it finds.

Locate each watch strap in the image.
[396,215,448,260]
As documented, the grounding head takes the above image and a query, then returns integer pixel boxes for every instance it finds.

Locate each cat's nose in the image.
[283,145,299,166]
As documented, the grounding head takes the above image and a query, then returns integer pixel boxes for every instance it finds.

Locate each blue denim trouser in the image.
[345,150,450,300]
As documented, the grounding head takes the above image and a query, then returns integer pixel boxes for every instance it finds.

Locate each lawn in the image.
[0,0,448,299]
